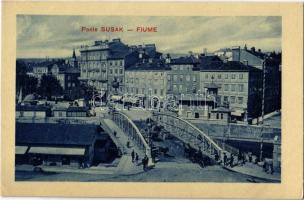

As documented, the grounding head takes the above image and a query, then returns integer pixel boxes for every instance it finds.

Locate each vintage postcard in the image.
[1,1,303,199]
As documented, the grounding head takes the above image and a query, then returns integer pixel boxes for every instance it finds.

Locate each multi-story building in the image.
[124,61,170,109]
[51,65,80,100]
[79,39,163,99]
[79,39,125,96]
[231,46,281,115]
[199,56,263,121]
[167,56,200,97]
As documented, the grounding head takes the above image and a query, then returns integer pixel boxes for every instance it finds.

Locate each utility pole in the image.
[260,56,267,161]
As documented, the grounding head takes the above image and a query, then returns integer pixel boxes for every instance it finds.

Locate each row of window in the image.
[81,53,107,61]
[170,75,197,82]
[67,82,76,88]
[109,68,123,75]
[171,65,192,71]
[221,96,244,104]
[126,77,164,84]
[222,84,244,92]
[172,84,196,93]
[125,87,164,96]
[205,73,244,80]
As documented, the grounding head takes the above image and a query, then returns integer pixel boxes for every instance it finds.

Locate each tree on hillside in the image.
[79,83,97,101]
[37,74,63,100]
[16,60,38,96]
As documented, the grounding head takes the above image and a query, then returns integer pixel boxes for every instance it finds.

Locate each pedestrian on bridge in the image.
[223,153,228,166]
[131,150,135,162]
[135,153,139,164]
[142,155,149,171]
[229,154,234,168]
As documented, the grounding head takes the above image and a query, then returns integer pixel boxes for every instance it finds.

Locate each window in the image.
[136,88,139,94]
[110,62,112,66]
[239,84,244,92]
[224,96,228,102]
[225,74,228,79]
[230,96,236,103]
[142,88,145,94]
[217,74,221,79]
[120,60,123,66]
[205,74,208,79]
[114,69,118,74]
[167,75,171,80]
[173,85,177,91]
[179,85,183,91]
[160,89,164,96]
[154,89,157,95]
[193,76,196,82]
[186,75,190,81]
[218,84,222,91]
[232,74,236,79]
[110,69,113,74]
[239,73,243,79]
[119,69,123,74]
[173,75,178,81]
[180,75,183,82]
[231,84,235,91]
[224,84,229,91]
[238,97,244,104]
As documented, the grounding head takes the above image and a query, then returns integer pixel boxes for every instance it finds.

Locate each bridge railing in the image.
[112,111,154,166]
[152,112,228,162]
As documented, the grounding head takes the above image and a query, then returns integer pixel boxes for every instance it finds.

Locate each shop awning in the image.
[111,95,122,101]
[28,147,86,156]
[231,110,244,116]
[135,94,145,98]
[123,97,138,104]
[16,146,28,155]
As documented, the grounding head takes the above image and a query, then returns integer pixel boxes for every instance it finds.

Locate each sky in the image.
[17,15,281,58]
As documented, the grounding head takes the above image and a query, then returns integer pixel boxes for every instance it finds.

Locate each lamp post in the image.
[204,88,208,116]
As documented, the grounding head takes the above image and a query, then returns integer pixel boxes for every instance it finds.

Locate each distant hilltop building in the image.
[30,50,80,100]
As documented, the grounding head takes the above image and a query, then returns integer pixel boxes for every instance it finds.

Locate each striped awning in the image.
[231,110,244,117]
[15,146,28,155]
[28,147,85,156]
[111,95,122,101]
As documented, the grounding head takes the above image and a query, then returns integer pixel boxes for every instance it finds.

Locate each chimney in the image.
[203,48,208,55]
[165,54,171,64]
[232,46,241,62]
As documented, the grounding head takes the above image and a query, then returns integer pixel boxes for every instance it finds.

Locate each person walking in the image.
[135,153,139,164]
[230,154,234,168]
[131,150,135,162]
[223,153,228,166]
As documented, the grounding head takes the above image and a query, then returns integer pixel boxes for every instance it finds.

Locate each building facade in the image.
[79,39,141,98]
[124,62,170,108]
[199,59,263,121]
[167,56,200,97]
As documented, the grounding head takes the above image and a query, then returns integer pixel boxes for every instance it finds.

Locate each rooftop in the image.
[126,60,170,71]
[171,56,200,65]
[199,60,261,72]
[16,105,51,112]
[16,123,106,146]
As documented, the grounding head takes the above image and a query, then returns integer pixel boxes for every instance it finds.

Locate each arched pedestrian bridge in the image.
[111,111,154,167]
[151,112,229,163]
